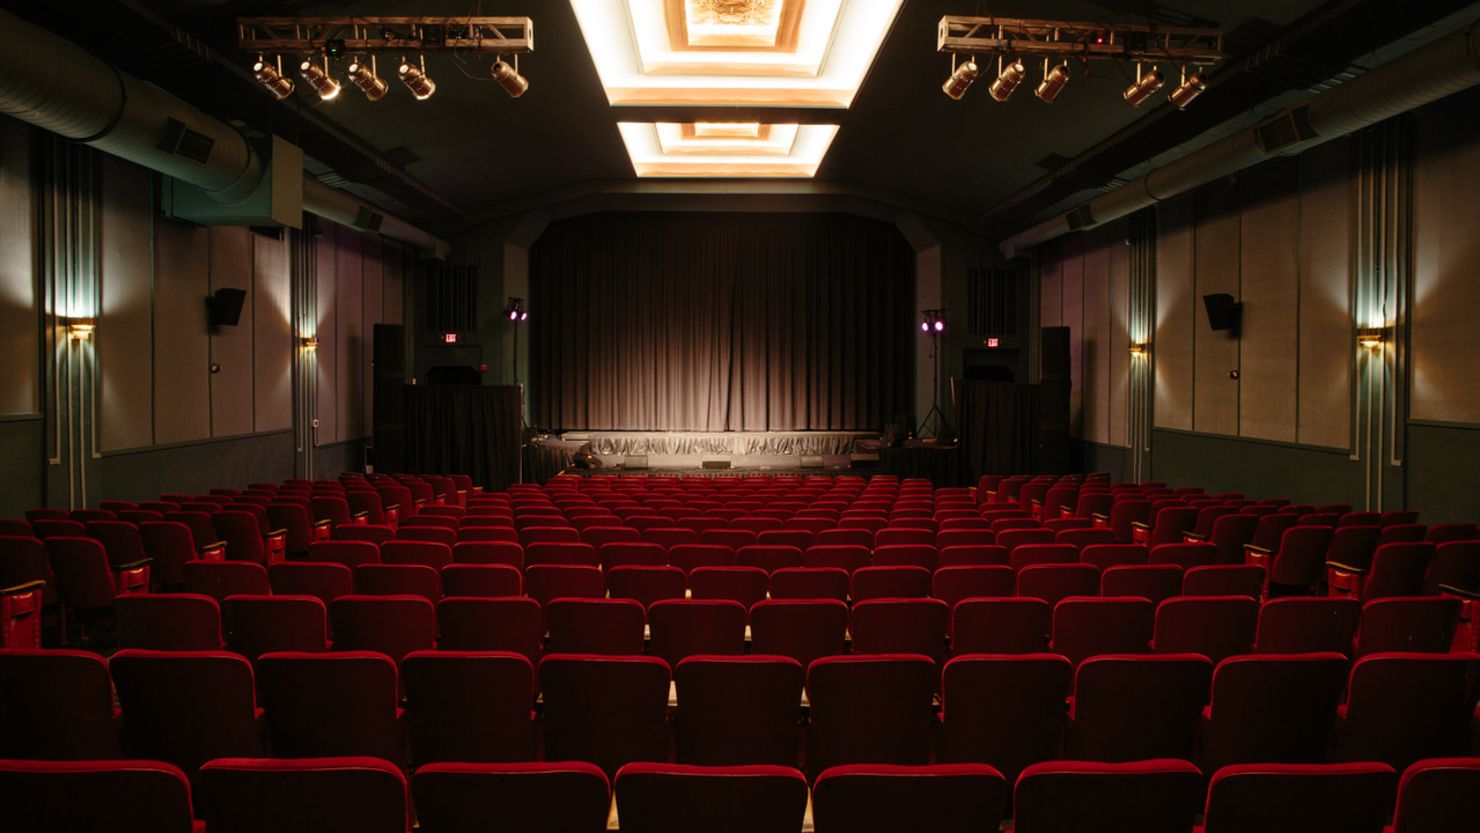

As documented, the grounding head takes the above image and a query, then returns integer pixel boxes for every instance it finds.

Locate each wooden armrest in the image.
[1130,521,1151,530]
[1439,583,1480,601]
[313,518,334,528]
[199,541,228,553]
[352,510,369,520]
[1182,532,1208,542]
[115,558,153,571]
[1091,513,1109,522]
[1244,544,1271,555]
[1030,499,1042,508]
[267,528,287,537]
[385,503,401,512]
[1325,560,1367,574]
[0,579,46,595]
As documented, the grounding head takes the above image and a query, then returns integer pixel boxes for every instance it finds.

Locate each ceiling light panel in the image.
[618,122,838,177]
[572,0,903,107]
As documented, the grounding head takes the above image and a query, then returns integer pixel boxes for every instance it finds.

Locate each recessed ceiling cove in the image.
[618,122,838,177]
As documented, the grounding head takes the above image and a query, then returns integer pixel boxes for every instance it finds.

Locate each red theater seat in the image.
[615,762,808,833]
[256,652,404,761]
[0,759,202,833]
[117,593,223,650]
[1152,595,1258,664]
[950,597,1051,654]
[539,654,671,776]
[412,762,609,833]
[1333,652,1480,772]
[750,599,849,668]
[1200,652,1348,774]
[109,649,262,773]
[938,654,1072,781]
[402,650,536,764]
[436,597,542,664]
[805,654,936,776]
[1199,762,1397,833]
[199,757,408,833]
[1013,759,1203,833]
[811,764,1009,833]
[223,594,330,659]
[648,599,747,665]
[1067,653,1212,762]
[0,649,121,759]
[1389,758,1480,833]
[546,598,646,655]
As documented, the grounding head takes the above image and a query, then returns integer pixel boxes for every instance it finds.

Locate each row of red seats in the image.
[2,649,1475,786]
[5,755,1472,833]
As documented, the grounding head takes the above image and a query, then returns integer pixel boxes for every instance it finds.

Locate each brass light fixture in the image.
[1123,63,1165,106]
[942,56,980,100]
[252,55,295,100]
[988,56,1026,102]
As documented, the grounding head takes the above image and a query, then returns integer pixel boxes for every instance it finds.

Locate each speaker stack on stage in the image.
[372,324,406,473]
[1039,326,1071,474]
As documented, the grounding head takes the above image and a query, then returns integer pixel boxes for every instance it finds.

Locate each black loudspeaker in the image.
[206,288,246,328]
[1203,293,1242,335]
[1039,327,1071,475]
[372,324,406,473]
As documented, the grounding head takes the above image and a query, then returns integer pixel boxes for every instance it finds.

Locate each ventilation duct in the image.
[0,7,448,257]
[1001,21,1480,258]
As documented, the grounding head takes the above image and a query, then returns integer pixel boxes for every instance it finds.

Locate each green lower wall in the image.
[1076,440,1132,483]
[1404,422,1480,524]
[1149,428,1365,506]
[97,431,296,502]
[0,417,46,517]
[314,439,367,481]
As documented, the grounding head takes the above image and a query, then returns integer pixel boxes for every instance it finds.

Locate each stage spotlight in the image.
[252,56,295,100]
[942,57,980,100]
[933,320,945,332]
[1035,61,1070,103]
[347,56,388,101]
[921,321,931,333]
[1168,67,1207,110]
[504,296,527,322]
[491,57,529,98]
[1123,63,1164,107]
[988,57,1026,102]
[298,56,341,101]
[398,56,436,100]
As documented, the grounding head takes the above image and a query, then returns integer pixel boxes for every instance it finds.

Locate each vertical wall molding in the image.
[291,225,318,479]
[1128,209,1155,481]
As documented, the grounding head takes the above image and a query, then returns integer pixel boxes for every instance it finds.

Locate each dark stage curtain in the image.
[529,212,915,431]
[959,381,1041,481]
[404,385,523,490]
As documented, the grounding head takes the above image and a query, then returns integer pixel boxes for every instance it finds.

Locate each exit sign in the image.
[442,332,458,344]
[985,337,1000,348]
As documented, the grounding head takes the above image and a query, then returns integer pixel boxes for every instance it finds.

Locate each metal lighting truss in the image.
[238,17,534,55]
[937,16,1223,65]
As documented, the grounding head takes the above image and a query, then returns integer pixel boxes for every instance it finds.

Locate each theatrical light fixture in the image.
[298,56,341,101]
[398,56,436,100]
[491,57,529,98]
[1168,67,1208,110]
[942,57,980,100]
[1356,327,1386,349]
[1129,343,1149,356]
[937,16,1223,109]
[300,336,319,351]
[504,297,528,322]
[1123,63,1165,107]
[987,57,1026,102]
[347,56,388,101]
[1034,60,1070,104]
[252,56,295,100]
[920,309,948,334]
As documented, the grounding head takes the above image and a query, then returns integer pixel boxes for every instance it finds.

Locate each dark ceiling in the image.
[6,0,1476,236]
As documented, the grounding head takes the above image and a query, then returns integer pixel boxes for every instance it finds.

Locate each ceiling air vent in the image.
[1255,105,1317,153]
[1065,204,1096,230]
[156,118,215,164]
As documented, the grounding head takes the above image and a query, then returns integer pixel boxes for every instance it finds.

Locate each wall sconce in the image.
[301,336,319,351]
[1356,327,1386,350]
[68,318,97,341]
[1129,343,1149,357]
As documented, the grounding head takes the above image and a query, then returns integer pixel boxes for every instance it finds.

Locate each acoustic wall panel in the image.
[1236,159,1300,443]
[98,156,153,451]
[360,235,383,436]
[335,226,364,442]
[1297,140,1354,447]
[1154,193,1195,430]
[153,220,211,445]
[1039,247,1062,327]
[1192,178,1241,437]
[253,231,292,432]
[0,120,39,418]
[1061,243,1084,437]
[209,227,254,438]
[1107,222,1131,448]
[314,232,338,446]
[383,240,405,325]
[1412,93,1480,425]
[1081,235,1111,446]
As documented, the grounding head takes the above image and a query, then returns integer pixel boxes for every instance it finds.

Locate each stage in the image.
[521,431,964,486]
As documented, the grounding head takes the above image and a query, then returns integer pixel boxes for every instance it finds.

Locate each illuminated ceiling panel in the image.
[571,0,903,107]
[619,122,838,177]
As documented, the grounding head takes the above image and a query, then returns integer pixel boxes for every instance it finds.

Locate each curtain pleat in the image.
[404,385,523,490]
[529,213,914,431]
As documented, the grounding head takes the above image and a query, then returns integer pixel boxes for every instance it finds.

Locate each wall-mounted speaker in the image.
[1203,293,1242,336]
[206,288,246,329]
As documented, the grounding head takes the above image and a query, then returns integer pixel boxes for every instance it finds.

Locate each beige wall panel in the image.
[1039,247,1062,327]
[383,241,404,325]
[1412,96,1480,424]
[253,232,292,432]
[1082,236,1111,446]
[360,234,383,434]
[98,157,154,450]
[1061,243,1085,438]
[209,227,254,438]
[1192,179,1242,436]
[1237,159,1300,442]
[335,227,364,442]
[0,119,39,417]
[1298,139,1355,447]
[1108,226,1131,448]
[1155,194,1195,430]
[153,220,211,444]
[314,235,338,446]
